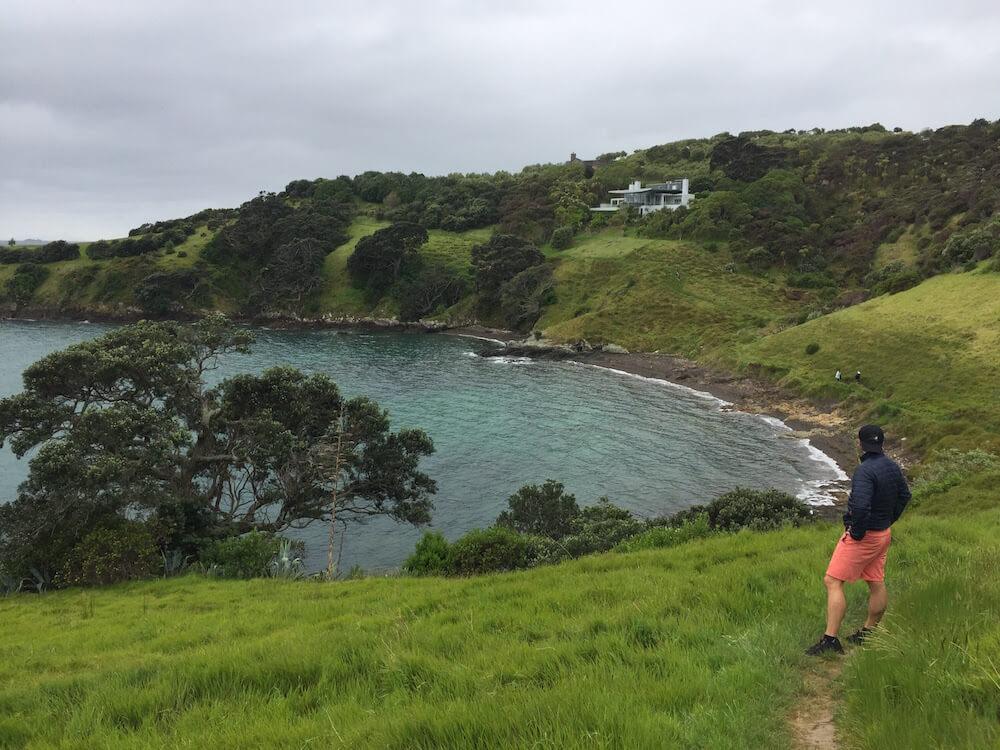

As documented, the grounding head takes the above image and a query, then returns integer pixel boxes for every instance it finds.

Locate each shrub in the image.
[497,480,579,539]
[912,449,1000,499]
[4,263,48,303]
[663,488,814,532]
[199,531,282,579]
[58,521,160,587]
[448,526,541,575]
[616,513,712,552]
[787,271,836,289]
[865,261,923,295]
[267,538,305,580]
[550,226,575,250]
[403,531,453,575]
[805,342,820,355]
[559,498,644,556]
[941,219,1000,266]
[498,263,554,331]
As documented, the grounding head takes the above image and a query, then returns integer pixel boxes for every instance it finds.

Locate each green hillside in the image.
[2,502,997,749]
[732,268,1000,455]
[540,236,793,355]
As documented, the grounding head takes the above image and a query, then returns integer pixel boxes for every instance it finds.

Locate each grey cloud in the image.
[2,0,999,238]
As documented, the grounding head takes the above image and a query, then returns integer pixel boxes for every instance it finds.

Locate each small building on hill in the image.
[591,179,692,216]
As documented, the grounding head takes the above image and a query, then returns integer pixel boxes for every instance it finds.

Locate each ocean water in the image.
[0,320,845,572]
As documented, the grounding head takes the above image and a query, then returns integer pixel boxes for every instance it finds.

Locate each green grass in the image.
[546,230,652,259]
[2,501,997,749]
[311,219,489,317]
[732,269,1000,454]
[0,227,221,310]
[538,234,795,355]
[313,215,391,315]
[873,225,921,270]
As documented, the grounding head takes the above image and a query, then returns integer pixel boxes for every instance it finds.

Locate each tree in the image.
[0,317,437,585]
[8,238,14,247]
[497,480,579,540]
[396,262,468,321]
[499,263,554,331]
[135,269,205,315]
[470,234,546,314]
[3,263,48,303]
[550,226,574,250]
[347,222,428,296]
[251,237,328,312]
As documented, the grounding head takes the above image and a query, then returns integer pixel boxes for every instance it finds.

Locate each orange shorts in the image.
[826,528,892,583]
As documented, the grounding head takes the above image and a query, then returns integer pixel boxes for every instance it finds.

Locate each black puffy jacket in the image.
[843,452,911,540]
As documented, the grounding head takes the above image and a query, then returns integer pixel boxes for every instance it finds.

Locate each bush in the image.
[616,514,713,552]
[663,488,814,532]
[58,521,160,587]
[805,342,820,355]
[497,480,579,539]
[403,531,453,575]
[4,263,49,303]
[448,526,542,575]
[787,271,836,289]
[199,531,282,579]
[498,263,555,331]
[912,449,1000,500]
[559,498,644,556]
[550,226,575,250]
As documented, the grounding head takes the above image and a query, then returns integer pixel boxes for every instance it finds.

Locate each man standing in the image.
[806,425,911,655]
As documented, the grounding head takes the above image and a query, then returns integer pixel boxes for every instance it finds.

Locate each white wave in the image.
[569,358,850,492]
[802,440,849,479]
[756,414,789,431]
[568,361,733,407]
[796,478,841,507]
[463,351,478,358]
[448,332,508,345]
[486,356,534,365]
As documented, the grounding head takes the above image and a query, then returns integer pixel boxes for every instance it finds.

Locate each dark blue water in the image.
[0,320,843,572]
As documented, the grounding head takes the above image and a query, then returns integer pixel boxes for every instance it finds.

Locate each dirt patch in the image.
[789,659,843,750]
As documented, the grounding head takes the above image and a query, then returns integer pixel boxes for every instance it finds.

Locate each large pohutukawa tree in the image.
[0,315,436,584]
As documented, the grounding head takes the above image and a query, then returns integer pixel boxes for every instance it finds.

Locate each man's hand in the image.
[848,526,866,541]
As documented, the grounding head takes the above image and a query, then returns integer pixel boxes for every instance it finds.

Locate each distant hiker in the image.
[854,370,862,383]
[835,370,842,382]
[806,425,911,655]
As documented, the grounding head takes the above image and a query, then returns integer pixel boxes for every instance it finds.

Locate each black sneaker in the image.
[805,635,844,656]
[847,627,873,645]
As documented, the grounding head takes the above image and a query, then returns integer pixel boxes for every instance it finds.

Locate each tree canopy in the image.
[347,221,429,297]
[0,316,436,586]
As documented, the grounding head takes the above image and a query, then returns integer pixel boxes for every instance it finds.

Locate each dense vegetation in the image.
[5,118,999,332]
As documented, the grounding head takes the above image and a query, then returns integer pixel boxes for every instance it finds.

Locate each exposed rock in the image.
[602,343,630,354]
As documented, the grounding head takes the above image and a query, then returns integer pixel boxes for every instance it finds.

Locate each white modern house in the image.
[591,179,692,216]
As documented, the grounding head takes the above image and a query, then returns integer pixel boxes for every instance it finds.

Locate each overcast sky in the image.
[2,0,999,239]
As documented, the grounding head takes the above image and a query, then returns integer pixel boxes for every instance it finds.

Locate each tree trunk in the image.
[326,405,345,579]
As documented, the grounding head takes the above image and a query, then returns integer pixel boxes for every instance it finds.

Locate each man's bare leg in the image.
[865,581,887,628]
[824,574,847,637]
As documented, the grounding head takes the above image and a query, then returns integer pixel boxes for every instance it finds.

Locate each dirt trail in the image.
[789,659,843,750]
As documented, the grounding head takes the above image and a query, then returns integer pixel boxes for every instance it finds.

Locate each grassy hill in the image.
[730,267,1000,456]
[2,496,997,749]
[540,236,794,355]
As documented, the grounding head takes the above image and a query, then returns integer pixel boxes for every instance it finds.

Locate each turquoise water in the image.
[0,320,844,572]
